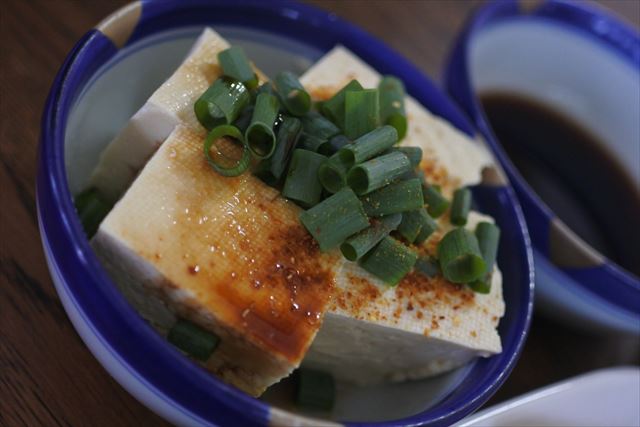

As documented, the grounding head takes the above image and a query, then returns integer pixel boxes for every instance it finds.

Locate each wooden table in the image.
[2,1,638,425]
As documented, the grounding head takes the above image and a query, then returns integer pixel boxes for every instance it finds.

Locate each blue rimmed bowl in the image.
[38,1,533,425]
[445,0,640,335]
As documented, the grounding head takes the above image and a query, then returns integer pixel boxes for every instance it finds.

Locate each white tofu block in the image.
[299,47,504,385]
[93,125,340,396]
[90,28,230,203]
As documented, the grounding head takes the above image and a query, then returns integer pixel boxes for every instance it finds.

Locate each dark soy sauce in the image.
[481,92,640,276]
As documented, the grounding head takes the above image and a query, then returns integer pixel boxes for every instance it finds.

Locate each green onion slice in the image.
[255,81,276,98]
[296,368,335,412]
[476,222,501,270]
[299,187,369,251]
[254,116,302,185]
[394,146,422,169]
[437,228,486,284]
[274,71,311,116]
[379,76,407,141]
[469,279,492,294]
[283,149,327,208]
[415,256,440,278]
[194,78,250,130]
[245,93,280,159]
[74,188,112,238]
[347,150,412,195]
[398,208,426,243]
[344,88,380,139]
[218,46,258,89]
[167,318,219,362]
[450,187,472,226]
[400,166,424,182]
[414,211,438,244]
[298,134,327,153]
[338,125,398,167]
[322,79,363,129]
[300,111,340,141]
[361,178,423,217]
[318,153,350,194]
[204,125,251,177]
[423,184,450,218]
[359,236,417,286]
[318,134,350,156]
[232,104,254,134]
[470,221,501,293]
[341,213,402,261]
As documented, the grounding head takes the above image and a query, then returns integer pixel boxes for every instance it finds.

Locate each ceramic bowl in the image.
[445,0,640,335]
[38,1,533,425]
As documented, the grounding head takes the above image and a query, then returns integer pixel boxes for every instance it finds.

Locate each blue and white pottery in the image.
[38,1,534,425]
[446,0,640,335]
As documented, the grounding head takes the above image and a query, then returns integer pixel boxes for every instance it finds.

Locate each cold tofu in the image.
[299,46,504,385]
[92,125,339,396]
[93,37,504,391]
[90,28,232,204]
[305,212,504,385]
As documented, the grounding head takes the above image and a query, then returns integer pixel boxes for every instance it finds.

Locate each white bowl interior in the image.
[470,19,640,187]
[64,26,471,422]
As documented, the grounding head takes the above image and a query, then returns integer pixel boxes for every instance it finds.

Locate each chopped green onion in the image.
[469,279,492,294]
[300,111,340,140]
[194,78,250,130]
[233,105,254,133]
[318,134,350,156]
[415,256,440,278]
[255,81,275,98]
[400,166,424,181]
[318,153,350,193]
[283,149,326,207]
[167,318,219,362]
[298,134,326,152]
[414,211,438,244]
[321,79,363,129]
[344,89,380,140]
[341,213,402,261]
[204,125,251,177]
[476,222,501,270]
[255,116,302,185]
[379,76,407,140]
[274,71,311,116]
[74,188,112,237]
[398,208,427,243]
[450,187,472,226]
[218,46,258,89]
[347,151,412,195]
[299,187,369,251]
[338,125,398,167]
[296,368,335,412]
[394,146,422,168]
[359,236,417,286]
[361,178,423,217]
[437,228,486,284]
[245,93,280,158]
[424,184,450,218]
[470,222,501,294]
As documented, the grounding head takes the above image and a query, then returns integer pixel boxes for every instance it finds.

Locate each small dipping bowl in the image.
[38,0,533,425]
[446,0,640,335]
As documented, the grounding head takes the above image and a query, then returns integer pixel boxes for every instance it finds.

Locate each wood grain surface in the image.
[1,1,638,426]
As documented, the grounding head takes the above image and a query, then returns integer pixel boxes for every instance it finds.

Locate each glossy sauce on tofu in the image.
[107,125,338,363]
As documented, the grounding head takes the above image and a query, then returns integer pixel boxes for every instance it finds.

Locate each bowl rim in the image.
[37,0,535,425]
[444,0,640,320]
